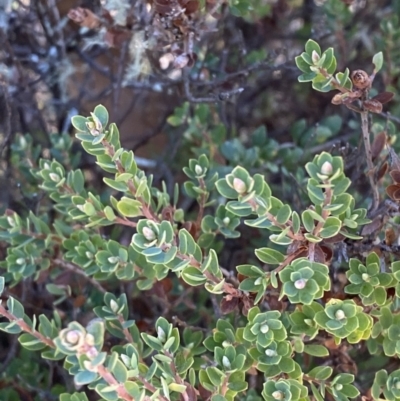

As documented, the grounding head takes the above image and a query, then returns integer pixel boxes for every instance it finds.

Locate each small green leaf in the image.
[206,367,225,387]
[304,345,329,357]
[255,248,285,265]
[74,370,98,386]
[116,197,142,218]
[308,366,333,380]
[320,217,341,238]
[305,39,322,57]
[372,52,383,73]
[302,210,315,232]
[71,116,88,132]
[93,104,109,127]
[276,205,292,224]
[103,178,128,192]
[295,56,312,73]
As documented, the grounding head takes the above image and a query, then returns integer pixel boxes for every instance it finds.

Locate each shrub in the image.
[1,37,400,401]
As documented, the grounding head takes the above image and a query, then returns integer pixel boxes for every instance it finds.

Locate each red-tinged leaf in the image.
[377,162,389,181]
[220,295,239,315]
[198,384,212,400]
[180,0,199,14]
[363,99,382,113]
[390,170,400,184]
[386,184,400,201]
[371,132,387,160]
[320,245,333,264]
[361,217,384,236]
[241,294,255,316]
[371,91,394,105]
[323,233,346,243]
[385,228,397,246]
[185,384,197,400]
[389,147,400,171]
[314,244,328,264]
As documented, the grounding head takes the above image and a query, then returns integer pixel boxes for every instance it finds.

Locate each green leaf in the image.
[103,178,128,192]
[305,39,322,57]
[295,56,312,73]
[109,358,128,383]
[276,205,292,224]
[74,370,98,386]
[311,383,324,401]
[308,366,333,380]
[182,267,207,286]
[255,248,285,264]
[320,217,341,238]
[19,333,47,351]
[304,345,329,357]
[71,115,88,132]
[298,72,318,82]
[215,179,238,199]
[116,197,142,218]
[206,367,225,387]
[8,297,25,319]
[302,210,315,232]
[292,211,300,234]
[372,52,383,73]
[279,357,295,373]
[141,333,163,351]
[93,104,109,127]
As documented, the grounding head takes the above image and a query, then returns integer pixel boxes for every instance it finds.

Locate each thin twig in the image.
[361,111,379,212]
[53,258,107,294]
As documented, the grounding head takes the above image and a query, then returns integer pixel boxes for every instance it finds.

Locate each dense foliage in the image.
[1,1,400,401]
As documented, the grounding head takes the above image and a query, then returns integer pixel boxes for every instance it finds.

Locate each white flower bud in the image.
[233,177,247,194]
[107,256,119,264]
[223,217,230,225]
[109,299,119,313]
[157,327,166,342]
[335,309,346,320]
[320,161,333,176]
[194,165,203,175]
[311,50,320,64]
[85,251,93,259]
[65,330,81,345]
[335,384,343,391]
[361,273,369,281]
[49,173,60,182]
[16,258,25,265]
[272,390,284,400]
[260,324,269,334]
[142,227,156,241]
[294,279,307,290]
[265,349,277,357]
[222,356,231,369]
